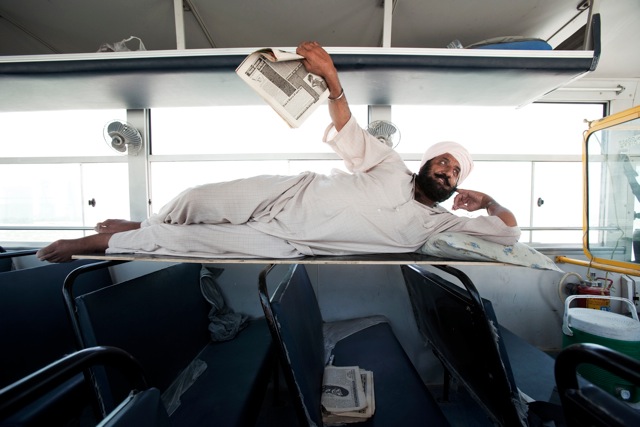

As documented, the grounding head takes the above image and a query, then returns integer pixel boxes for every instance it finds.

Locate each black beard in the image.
[416,162,457,203]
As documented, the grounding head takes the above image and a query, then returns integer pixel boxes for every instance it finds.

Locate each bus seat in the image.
[0,258,113,426]
[401,264,564,427]
[259,264,450,426]
[0,258,113,386]
[67,262,273,427]
[0,346,169,427]
[0,246,16,272]
[555,343,640,427]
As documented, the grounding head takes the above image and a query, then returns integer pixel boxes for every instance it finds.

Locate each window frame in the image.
[0,101,609,249]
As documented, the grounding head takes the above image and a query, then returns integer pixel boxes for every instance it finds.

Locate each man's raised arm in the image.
[296,41,351,132]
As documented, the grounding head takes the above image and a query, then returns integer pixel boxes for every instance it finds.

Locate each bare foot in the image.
[36,234,113,263]
[95,219,141,234]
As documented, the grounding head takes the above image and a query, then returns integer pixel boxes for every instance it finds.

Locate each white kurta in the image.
[108,116,520,258]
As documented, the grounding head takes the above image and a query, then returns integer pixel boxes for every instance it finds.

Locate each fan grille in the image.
[367,120,400,148]
[105,121,142,153]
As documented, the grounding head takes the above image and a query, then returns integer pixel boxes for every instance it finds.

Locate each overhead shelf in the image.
[0,15,600,112]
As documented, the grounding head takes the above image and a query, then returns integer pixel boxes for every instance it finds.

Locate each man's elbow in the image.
[494,226,521,246]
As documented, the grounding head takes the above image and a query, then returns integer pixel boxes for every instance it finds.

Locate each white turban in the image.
[419,141,474,185]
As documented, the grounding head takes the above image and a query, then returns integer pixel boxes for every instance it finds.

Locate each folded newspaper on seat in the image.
[235,48,330,128]
[321,365,375,424]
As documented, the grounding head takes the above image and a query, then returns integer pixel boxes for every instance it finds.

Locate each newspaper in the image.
[235,48,330,128]
[321,366,375,424]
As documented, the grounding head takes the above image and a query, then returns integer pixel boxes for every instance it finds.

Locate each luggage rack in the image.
[0,15,600,112]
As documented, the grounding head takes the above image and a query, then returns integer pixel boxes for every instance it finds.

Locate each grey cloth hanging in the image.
[200,266,248,341]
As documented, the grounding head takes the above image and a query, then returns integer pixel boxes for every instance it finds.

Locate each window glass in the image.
[531,162,584,244]
[0,163,129,246]
[81,163,131,226]
[0,110,127,157]
[2,102,605,248]
[0,109,129,246]
[150,105,368,155]
[586,114,640,264]
[1,165,83,225]
[393,103,603,155]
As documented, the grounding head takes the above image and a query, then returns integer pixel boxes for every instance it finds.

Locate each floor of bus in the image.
[255,375,493,427]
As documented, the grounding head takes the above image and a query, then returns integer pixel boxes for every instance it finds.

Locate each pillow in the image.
[418,232,563,272]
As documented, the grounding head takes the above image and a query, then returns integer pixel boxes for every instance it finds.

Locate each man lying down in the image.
[36,42,520,263]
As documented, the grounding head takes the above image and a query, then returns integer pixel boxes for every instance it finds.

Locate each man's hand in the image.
[296,41,351,131]
[453,189,517,227]
[296,41,341,96]
[452,189,490,212]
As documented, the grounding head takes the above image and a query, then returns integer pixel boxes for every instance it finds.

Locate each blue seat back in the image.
[259,264,326,426]
[73,263,208,405]
[0,259,112,387]
[401,264,526,427]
